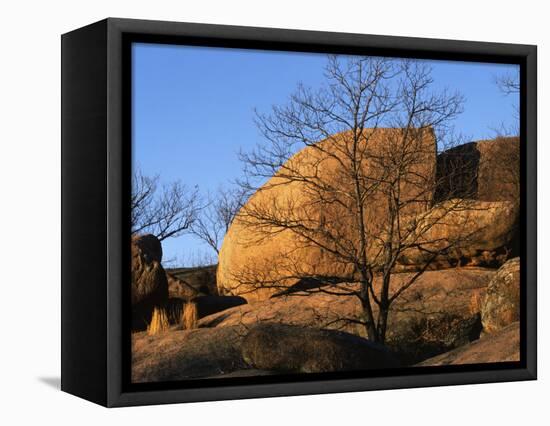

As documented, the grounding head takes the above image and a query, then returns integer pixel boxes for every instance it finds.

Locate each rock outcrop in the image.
[417,322,519,366]
[241,323,399,373]
[131,234,169,331]
[218,132,519,302]
[201,268,494,364]
[218,128,436,301]
[481,258,520,334]
[432,136,520,264]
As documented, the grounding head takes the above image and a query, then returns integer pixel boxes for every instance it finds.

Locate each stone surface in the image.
[417,322,519,366]
[397,199,518,270]
[131,326,249,383]
[131,234,169,331]
[481,258,521,334]
[201,268,495,364]
[241,323,399,373]
[218,128,436,301]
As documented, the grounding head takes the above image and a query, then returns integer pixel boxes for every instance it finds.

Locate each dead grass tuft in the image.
[147,307,169,335]
[182,301,198,330]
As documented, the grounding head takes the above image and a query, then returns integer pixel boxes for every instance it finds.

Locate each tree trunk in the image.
[359,281,379,342]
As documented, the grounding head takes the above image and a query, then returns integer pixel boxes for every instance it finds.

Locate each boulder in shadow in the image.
[241,323,399,373]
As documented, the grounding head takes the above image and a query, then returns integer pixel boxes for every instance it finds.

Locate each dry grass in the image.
[147,307,169,335]
[182,301,198,330]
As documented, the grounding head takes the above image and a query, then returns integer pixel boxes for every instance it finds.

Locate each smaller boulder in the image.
[481,257,520,334]
[131,234,169,330]
[241,323,399,373]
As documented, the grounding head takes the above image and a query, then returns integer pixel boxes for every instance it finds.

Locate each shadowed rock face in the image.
[241,323,399,373]
[166,265,218,296]
[416,322,519,366]
[165,295,248,326]
[201,268,495,364]
[435,137,520,203]
[131,234,169,331]
[481,258,520,334]
[217,128,436,302]
[166,273,200,300]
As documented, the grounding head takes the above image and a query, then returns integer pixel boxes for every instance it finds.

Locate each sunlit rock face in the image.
[217,128,436,302]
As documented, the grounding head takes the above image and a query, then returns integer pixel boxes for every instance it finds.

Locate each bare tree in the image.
[131,168,200,241]
[233,56,482,344]
[495,70,520,95]
[190,185,248,254]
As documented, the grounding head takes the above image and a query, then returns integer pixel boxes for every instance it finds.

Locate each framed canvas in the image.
[61,18,537,407]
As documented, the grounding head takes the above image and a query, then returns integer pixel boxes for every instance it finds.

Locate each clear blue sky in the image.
[132,42,519,265]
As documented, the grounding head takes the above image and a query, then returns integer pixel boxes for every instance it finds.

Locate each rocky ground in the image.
[131,257,521,383]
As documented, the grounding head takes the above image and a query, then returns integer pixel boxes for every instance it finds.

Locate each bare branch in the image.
[131,167,201,241]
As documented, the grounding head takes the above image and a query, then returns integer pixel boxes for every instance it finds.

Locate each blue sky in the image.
[132,43,519,265]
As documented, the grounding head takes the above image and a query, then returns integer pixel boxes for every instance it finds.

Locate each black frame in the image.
[61,17,537,407]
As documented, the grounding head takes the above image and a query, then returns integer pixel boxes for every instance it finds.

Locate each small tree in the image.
[131,168,200,241]
[233,56,484,344]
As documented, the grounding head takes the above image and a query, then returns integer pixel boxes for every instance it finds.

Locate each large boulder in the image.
[218,128,436,301]
[131,234,169,330]
[481,257,520,334]
[201,268,495,364]
[132,326,249,382]
[417,322,519,366]
[241,323,399,373]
